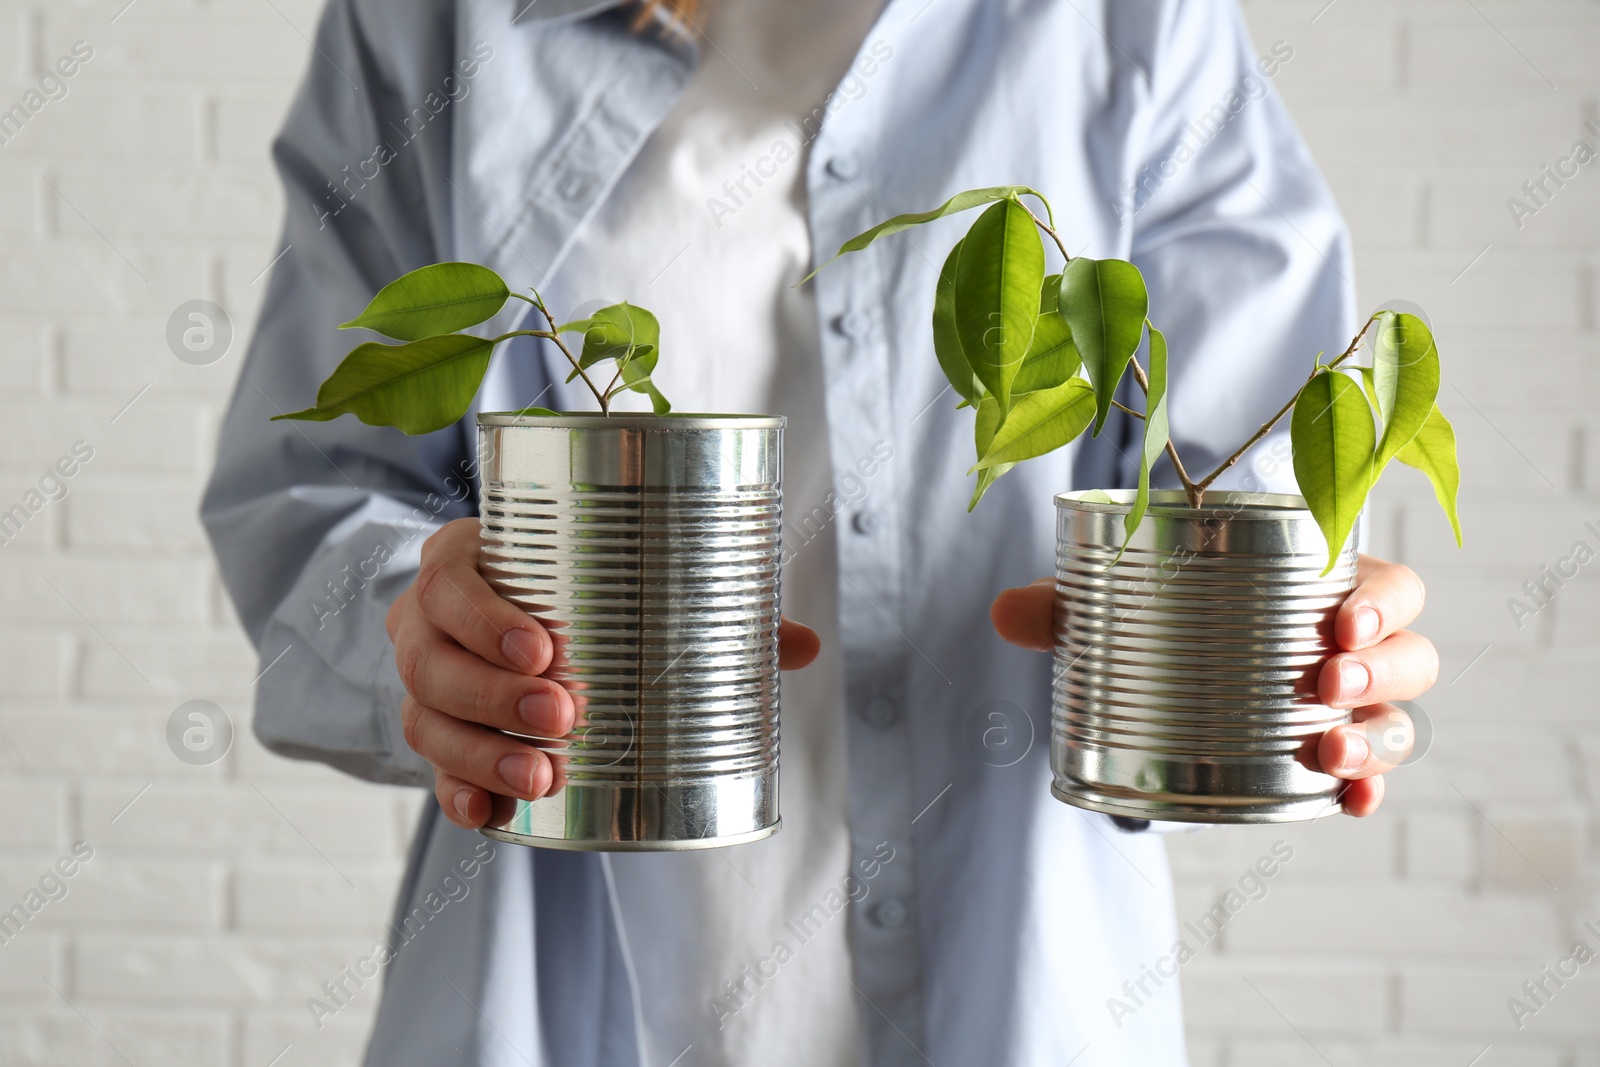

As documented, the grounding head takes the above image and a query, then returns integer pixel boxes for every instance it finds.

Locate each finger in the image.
[1320,629,1439,708]
[1340,556,1427,651]
[395,625,575,738]
[991,577,1055,652]
[435,769,491,829]
[1339,774,1385,818]
[779,616,821,670]
[1318,703,1412,779]
[402,698,553,801]
[416,521,553,675]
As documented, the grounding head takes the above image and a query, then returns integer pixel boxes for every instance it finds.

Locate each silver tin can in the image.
[1051,489,1358,823]
[475,413,784,850]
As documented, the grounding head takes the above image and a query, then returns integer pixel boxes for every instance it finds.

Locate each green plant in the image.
[274,262,671,435]
[807,187,1463,571]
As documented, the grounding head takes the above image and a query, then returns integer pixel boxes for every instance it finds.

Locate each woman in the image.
[203,1,1437,1064]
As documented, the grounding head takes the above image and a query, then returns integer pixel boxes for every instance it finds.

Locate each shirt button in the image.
[871,896,909,930]
[851,510,878,535]
[862,697,898,728]
[826,154,861,180]
[835,310,871,339]
[557,170,595,201]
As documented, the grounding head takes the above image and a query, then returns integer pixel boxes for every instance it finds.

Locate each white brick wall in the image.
[1171,2,1600,1063]
[0,1,1593,1065]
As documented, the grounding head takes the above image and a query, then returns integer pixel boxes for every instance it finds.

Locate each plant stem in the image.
[1127,353,1202,507]
[1021,204,1072,265]
[1190,315,1380,494]
[1110,398,1146,421]
[510,291,610,413]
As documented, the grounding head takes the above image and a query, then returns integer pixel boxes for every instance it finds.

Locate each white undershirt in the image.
[545,2,886,1063]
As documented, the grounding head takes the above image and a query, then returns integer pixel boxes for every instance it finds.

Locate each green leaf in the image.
[339,263,510,342]
[1369,311,1440,471]
[933,240,980,403]
[1040,273,1062,313]
[1060,257,1149,436]
[560,302,661,382]
[800,185,1052,284]
[955,199,1045,414]
[1012,308,1080,395]
[968,396,1014,510]
[1291,370,1377,574]
[619,361,671,415]
[1117,325,1170,560]
[272,334,495,436]
[1396,403,1463,546]
[971,377,1096,470]
[509,406,560,417]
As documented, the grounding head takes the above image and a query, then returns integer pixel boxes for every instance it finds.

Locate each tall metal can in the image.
[1051,489,1359,823]
[475,413,784,850]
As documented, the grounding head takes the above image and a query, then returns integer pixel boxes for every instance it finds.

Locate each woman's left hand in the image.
[990,553,1437,817]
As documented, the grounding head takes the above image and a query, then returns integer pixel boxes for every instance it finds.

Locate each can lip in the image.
[479,411,786,431]
[1055,488,1311,518]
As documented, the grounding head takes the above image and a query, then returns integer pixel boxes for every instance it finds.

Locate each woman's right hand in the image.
[387,516,824,830]
[386,517,576,830]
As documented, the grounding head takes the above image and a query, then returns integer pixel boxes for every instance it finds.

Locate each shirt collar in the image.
[515,0,631,24]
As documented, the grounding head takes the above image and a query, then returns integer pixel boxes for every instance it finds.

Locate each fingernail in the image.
[518,690,562,733]
[502,629,544,672]
[498,752,537,795]
[1338,658,1370,701]
[1339,730,1371,774]
[453,788,475,821]
[1352,606,1380,646]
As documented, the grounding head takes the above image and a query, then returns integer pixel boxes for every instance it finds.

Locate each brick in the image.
[1408,16,1600,89]
[0,403,202,472]
[1358,254,1587,332]
[0,934,59,996]
[49,167,279,240]
[2,858,224,931]
[1403,809,1477,883]
[0,558,209,623]
[1227,1038,1562,1067]
[0,318,49,395]
[1244,23,1400,90]
[64,478,208,552]
[1294,99,1583,169]
[78,783,403,859]
[1481,813,1584,891]
[241,1006,381,1067]
[0,780,67,846]
[60,320,244,396]
[1401,728,1576,805]
[1402,965,1600,1038]
[77,630,255,700]
[215,93,293,163]
[1167,817,1395,883]
[1551,579,1600,647]
[233,861,405,930]
[0,89,199,158]
[1434,647,1600,724]
[0,1008,229,1066]
[0,241,206,315]
[1433,172,1600,251]
[0,634,65,699]
[1180,960,1388,1035]
[1322,171,1421,251]
[1227,885,1563,956]
[38,14,310,86]
[1403,568,1540,647]
[0,707,177,776]
[1404,496,1596,571]
[74,934,375,1004]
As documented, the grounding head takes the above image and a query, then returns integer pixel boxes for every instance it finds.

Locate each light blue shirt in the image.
[201,1,1354,1064]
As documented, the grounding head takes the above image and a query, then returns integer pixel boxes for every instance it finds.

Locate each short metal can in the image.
[1051,489,1358,823]
[475,413,784,850]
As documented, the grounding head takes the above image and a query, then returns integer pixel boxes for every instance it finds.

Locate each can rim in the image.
[1055,488,1311,518]
[479,411,786,430]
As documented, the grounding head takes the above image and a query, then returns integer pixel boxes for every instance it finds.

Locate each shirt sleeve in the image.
[1125,0,1358,498]
[200,0,477,787]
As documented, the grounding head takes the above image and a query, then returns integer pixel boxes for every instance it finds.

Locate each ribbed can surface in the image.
[475,413,784,850]
[1052,489,1358,823]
